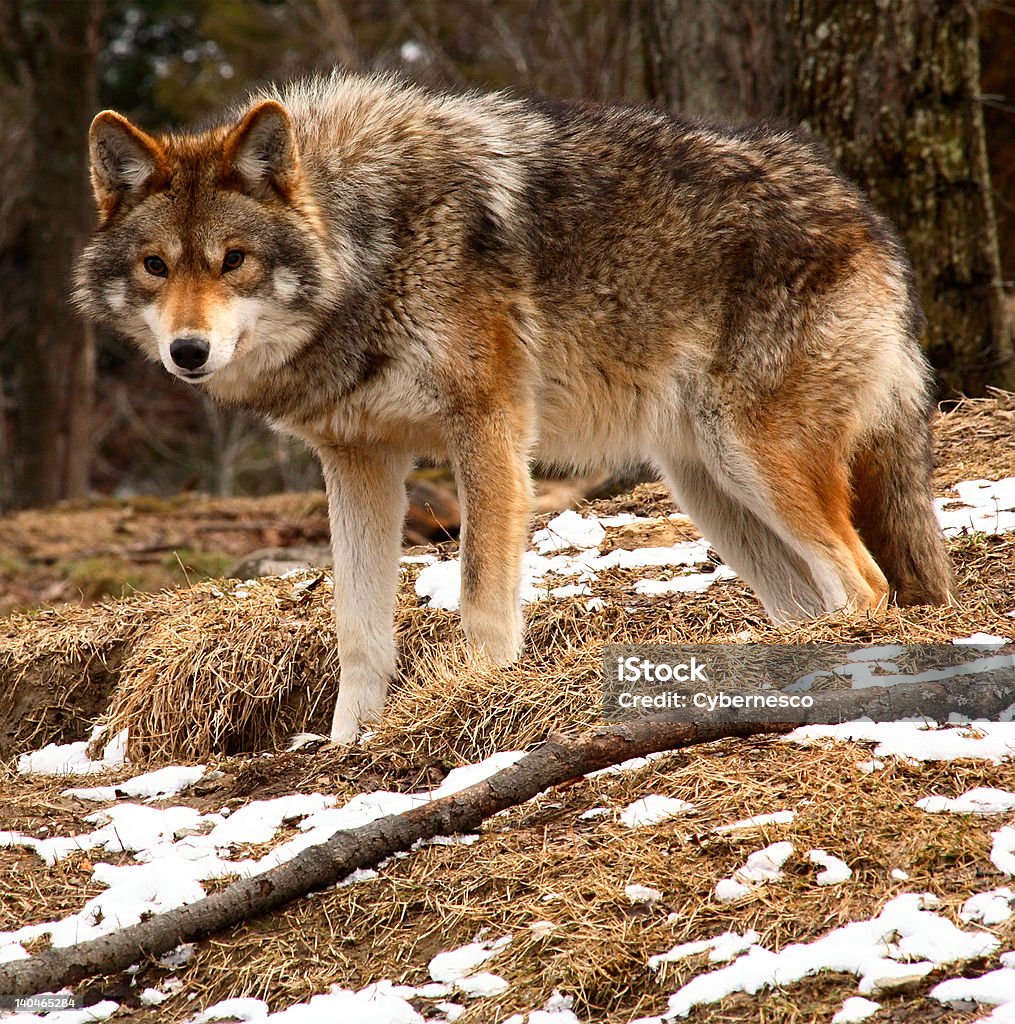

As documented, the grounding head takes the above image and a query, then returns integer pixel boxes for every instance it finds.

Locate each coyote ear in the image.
[223,100,300,198]
[88,111,165,220]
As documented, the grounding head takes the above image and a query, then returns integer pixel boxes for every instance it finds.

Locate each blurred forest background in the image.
[0,0,1014,512]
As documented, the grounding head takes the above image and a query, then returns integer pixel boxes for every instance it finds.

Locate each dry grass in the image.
[935,389,1015,488]
[2,523,1012,768]
[52,742,1007,1022]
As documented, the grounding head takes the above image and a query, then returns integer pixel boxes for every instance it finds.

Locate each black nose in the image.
[169,336,210,371]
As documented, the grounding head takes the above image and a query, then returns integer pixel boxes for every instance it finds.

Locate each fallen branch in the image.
[0,718,791,996]
[7,667,1011,996]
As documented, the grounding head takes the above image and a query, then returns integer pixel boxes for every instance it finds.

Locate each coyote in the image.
[76,73,953,743]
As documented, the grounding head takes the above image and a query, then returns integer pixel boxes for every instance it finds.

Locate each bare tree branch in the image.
[0,718,793,997]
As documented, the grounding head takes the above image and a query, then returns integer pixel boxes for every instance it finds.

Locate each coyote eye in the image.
[222,249,245,272]
[143,255,168,277]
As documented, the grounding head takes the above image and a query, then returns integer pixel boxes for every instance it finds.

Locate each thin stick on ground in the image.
[0,718,793,997]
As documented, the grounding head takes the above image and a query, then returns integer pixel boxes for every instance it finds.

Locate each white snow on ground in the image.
[0,802,209,867]
[932,961,1015,1020]
[17,727,128,776]
[415,511,731,611]
[413,559,463,610]
[637,893,998,1021]
[189,996,268,1021]
[936,476,1015,536]
[0,999,120,1023]
[991,828,1015,875]
[502,990,582,1024]
[713,810,795,833]
[648,931,760,971]
[918,787,1015,815]
[428,935,511,983]
[454,972,509,997]
[808,849,853,886]
[625,884,663,904]
[63,765,207,803]
[789,722,1015,762]
[713,877,753,903]
[532,509,606,553]
[191,982,426,1023]
[634,566,737,596]
[960,889,1015,925]
[585,752,671,779]
[619,795,696,828]
[714,842,794,903]
[0,751,524,962]
[954,632,1014,645]
[830,997,881,1023]
[171,976,578,1024]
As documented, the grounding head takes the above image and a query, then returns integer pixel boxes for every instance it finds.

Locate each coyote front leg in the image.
[318,443,412,744]
[451,411,533,665]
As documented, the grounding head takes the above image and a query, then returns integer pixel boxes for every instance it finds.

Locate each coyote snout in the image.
[169,336,210,373]
[141,298,242,382]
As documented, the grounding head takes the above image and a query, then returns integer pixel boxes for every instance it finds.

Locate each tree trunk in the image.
[785,0,1014,396]
[638,0,785,121]
[979,2,1015,290]
[11,0,101,507]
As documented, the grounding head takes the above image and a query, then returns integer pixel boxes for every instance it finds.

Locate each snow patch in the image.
[532,510,606,553]
[991,827,1015,875]
[932,967,1015,1015]
[428,935,511,983]
[831,996,881,1023]
[415,513,728,612]
[646,893,997,1019]
[936,477,1015,537]
[625,884,662,904]
[64,765,207,803]
[649,931,760,971]
[808,849,853,886]
[789,722,1015,763]
[918,787,1015,815]
[619,795,695,828]
[714,842,794,902]
[713,810,795,833]
[960,889,1015,925]
[18,727,127,776]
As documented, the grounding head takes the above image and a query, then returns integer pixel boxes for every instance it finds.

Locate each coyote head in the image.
[76,101,340,388]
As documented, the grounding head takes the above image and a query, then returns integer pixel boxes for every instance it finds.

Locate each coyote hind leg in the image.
[658,433,888,622]
[659,456,827,621]
[739,438,890,617]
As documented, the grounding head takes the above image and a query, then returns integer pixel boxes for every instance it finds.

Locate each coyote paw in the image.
[463,606,523,666]
[329,667,387,745]
[329,715,362,746]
